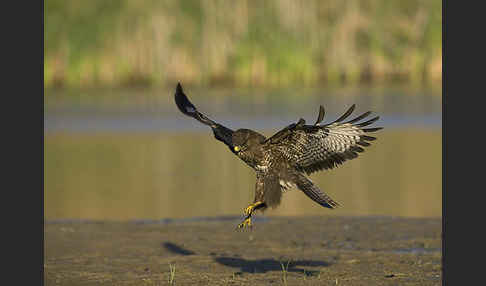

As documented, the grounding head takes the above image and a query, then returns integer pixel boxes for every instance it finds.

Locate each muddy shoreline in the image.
[44,215,442,285]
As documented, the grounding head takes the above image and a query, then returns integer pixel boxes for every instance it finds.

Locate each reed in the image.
[45,0,441,89]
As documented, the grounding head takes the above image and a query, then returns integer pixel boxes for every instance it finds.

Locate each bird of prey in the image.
[174,83,382,228]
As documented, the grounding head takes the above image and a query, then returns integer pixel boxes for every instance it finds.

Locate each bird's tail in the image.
[294,174,340,209]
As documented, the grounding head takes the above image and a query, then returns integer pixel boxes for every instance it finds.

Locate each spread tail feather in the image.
[294,174,340,209]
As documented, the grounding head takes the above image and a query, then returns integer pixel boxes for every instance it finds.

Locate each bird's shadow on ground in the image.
[214,256,331,275]
[162,241,331,276]
[162,242,195,256]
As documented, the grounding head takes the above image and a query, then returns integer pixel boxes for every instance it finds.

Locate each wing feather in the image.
[345,111,371,124]
[314,105,325,125]
[266,105,383,175]
[174,83,236,152]
[331,104,356,123]
[357,116,380,127]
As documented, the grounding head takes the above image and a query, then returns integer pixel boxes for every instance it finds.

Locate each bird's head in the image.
[231,129,265,154]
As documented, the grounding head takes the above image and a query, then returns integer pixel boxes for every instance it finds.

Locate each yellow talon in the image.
[237,217,252,229]
[238,201,263,229]
[244,205,253,216]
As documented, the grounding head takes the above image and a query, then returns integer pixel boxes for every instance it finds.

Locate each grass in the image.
[168,263,176,285]
[279,259,291,286]
[44,0,442,89]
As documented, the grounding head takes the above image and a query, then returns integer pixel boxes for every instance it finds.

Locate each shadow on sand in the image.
[162,241,331,276]
[162,242,196,256]
[214,257,331,275]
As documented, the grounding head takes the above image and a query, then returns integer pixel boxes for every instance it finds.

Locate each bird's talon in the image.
[237,217,252,229]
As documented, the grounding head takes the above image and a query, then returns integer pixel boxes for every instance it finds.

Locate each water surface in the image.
[44,87,442,220]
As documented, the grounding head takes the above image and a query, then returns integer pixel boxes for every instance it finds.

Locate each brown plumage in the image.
[174,83,383,228]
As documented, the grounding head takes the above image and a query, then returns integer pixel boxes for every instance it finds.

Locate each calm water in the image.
[44,86,442,220]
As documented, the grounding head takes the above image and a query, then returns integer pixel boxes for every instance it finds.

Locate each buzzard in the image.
[174,83,382,228]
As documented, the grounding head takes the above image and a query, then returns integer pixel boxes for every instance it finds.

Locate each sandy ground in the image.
[44,216,442,285]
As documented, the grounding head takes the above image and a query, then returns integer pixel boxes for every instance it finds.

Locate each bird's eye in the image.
[234,146,241,152]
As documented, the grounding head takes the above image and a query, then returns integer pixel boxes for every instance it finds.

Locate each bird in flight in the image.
[174,83,382,228]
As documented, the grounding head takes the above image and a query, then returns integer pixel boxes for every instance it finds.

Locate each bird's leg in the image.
[244,201,264,216]
[237,201,264,229]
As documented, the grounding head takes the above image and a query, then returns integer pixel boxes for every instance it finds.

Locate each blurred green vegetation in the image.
[44,0,441,89]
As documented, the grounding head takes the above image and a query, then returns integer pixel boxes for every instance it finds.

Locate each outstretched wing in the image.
[174,83,236,152]
[265,104,383,175]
